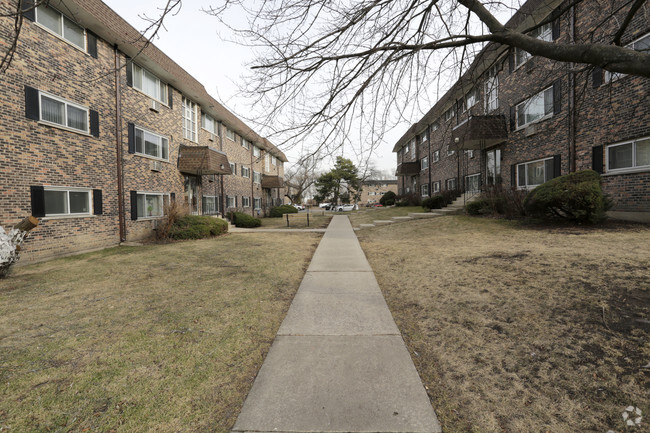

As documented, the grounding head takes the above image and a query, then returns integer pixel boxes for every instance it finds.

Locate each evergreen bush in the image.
[168,215,228,240]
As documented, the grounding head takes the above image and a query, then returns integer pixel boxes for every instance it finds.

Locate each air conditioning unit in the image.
[150,99,160,112]
[150,160,162,172]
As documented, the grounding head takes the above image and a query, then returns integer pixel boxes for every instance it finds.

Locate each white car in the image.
[318,203,330,208]
[336,204,357,212]
[292,204,305,211]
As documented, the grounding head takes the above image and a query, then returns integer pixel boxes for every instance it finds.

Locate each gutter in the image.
[114,45,126,242]
[568,5,577,172]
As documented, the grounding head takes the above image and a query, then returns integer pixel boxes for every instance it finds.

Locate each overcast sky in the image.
[102,0,404,174]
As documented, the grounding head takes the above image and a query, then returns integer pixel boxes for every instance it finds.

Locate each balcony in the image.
[261,175,284,189]
[177,145,232,175]
[450,115,507,150]
[395,162,421,176]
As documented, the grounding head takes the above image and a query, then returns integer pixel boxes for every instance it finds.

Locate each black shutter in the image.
[89,110,100,137]
[125,57,133,87]
[30,186,45,217]
[508,50,514,73]
[509,105,516,131]
[170,192,175,202]
[592,67,602,88]
[93,189,103,215]
[592,145,604,174]
[22,0,35,21]
[167,85,173,108]
[511,165,516,187]
[130,191,138,220]
[87,32,98,58]
[128,122,135,154]
[553,79,562,115]
[553,154,562,178]
[552,18,560,40]
[24,85,39,120]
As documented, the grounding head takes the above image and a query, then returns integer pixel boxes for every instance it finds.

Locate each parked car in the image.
[336,204,358,212]
[292,204,305,211]
[318,203,330,209]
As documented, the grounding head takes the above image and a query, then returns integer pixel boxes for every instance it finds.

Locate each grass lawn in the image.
[260,212,332,229]
[0,232,321,432]
[357,216,650,433]
[348,206,423,226]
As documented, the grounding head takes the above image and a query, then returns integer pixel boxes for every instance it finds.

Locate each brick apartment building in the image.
[0,0,287,262]
[358,180,398,205]
[394,0,649,222]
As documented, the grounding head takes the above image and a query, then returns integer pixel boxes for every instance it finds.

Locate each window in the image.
[466,173,480,192]
[446,178,457,190]
[44,187,90,216]
[242,196,251,207]
[515,23,552,68]
[227,196,236,208]
[136,192,165,218]
[421,184,429,197]
[132,64,168,103]
[606,33,650,82]
[432,181,441,193]
[516,86,553,129]
[404,142,410,156]
[254,198,262,209]
[411,139,416,158]
[253,146,261,157]
[253,171,262,184]
[36,6,85,50]
[419,132,428,144]
[135,126,168,160]
[421,157,429,170]
[230,163,236,175]
[465,150,474,158]
[241,166,251,178]
[226,128,236,141]
[444,107,455,122]
[242,138,250,149]
[431,122,439,131]
[201,113,217,135]
[202,196,219,215]
[39,91,88,133]
[485,66,499,112]
[486,149,501,185]
[446,145,455,156]
[606,137,650,172]
[433,150,440,162]
[182,97,197,142]
[462,88,478,112]
[265,154,270,172]
[272,155,277,166]
[517,157,554,189]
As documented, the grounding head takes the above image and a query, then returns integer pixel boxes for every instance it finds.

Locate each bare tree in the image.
[284,155,320,204]
[204,0,649,158]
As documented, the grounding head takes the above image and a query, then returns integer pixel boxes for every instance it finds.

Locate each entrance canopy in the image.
[177,145,232,175]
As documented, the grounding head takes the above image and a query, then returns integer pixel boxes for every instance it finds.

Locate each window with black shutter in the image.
[30,186,45,217]
[93,189,103,215]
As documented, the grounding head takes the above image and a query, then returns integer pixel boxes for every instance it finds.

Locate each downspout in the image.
[427,124,432,196]
[218,122,225,218]
[251,143,255,216]
[114,46,126,242]
[568,5,577,172]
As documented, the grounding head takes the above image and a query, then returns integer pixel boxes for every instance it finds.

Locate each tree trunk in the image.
[14,216,39,232]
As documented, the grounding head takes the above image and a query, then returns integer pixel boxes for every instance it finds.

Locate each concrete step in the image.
[408,213,442,219]
[373,220,395,225]
[436,208,464,215]
[358,223,376,228]
[391,216,413,221]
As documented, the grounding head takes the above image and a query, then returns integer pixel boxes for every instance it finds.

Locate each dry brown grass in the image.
[348,206,422,226]
[260,213,332,229]
[358,216,650,433]
[0,232,320,432]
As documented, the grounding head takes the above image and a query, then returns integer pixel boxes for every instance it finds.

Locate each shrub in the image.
[440,189,461,205]
[380,191,397,206]
[465,198,490,215]
[523,170,611,224]
[481,186,527,218]
[422,195,446,210]
[168,215,228,240]
[230,211,262,228]
[155,201,189,240]
[396,193,421,207]
[269,204,299,218]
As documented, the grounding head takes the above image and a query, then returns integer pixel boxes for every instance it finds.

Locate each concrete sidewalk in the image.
[232,216,441,433]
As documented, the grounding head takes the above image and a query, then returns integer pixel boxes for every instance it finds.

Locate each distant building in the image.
[358,180,398,205]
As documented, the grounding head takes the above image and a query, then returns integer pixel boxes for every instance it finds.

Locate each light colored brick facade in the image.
[358,180,398,205]
[0,0,287,262]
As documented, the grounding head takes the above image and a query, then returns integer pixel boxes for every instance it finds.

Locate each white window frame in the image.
[515,23,553,69]
[182,97,198,142]
[242,196,251,208]
[421,157,429,170]
[43,187,92,217]
[404,142,410,156]
[253,146,261,157]
[242,138,251,149]
[465,149,474,159]
[433,150,440,162]
[444,107,455,122]
[465,173,481,193]
[202,195,219,215]
[229,163,236,175]
[201,113,217,135]
[225,128,236,141]
[606,33,650,83]
[134,125,169,161]
[265,154,270,172]
[485,66,499,113]
[421,183,429,197]
[419,131,428,144]
[462,88,478,113]
[132,64,168,104]
[606,136,650,174]
[516,86,554,130]
[432,181,441,194]
[241,166,251,178]
[446,178,457,190]
[271,155,277,166]
[35,6,86,51]
[136,192,168,220]
[253,171,262,184]
[38,91,89,134]
[446,145,455,157]
[226,196,236,208]
[254,198,262,209]
[516,156,554,190]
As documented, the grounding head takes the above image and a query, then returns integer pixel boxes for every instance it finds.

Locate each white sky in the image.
[102,0,403,174]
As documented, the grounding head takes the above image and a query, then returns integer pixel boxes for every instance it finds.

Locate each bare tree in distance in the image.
[204,0,649,162]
